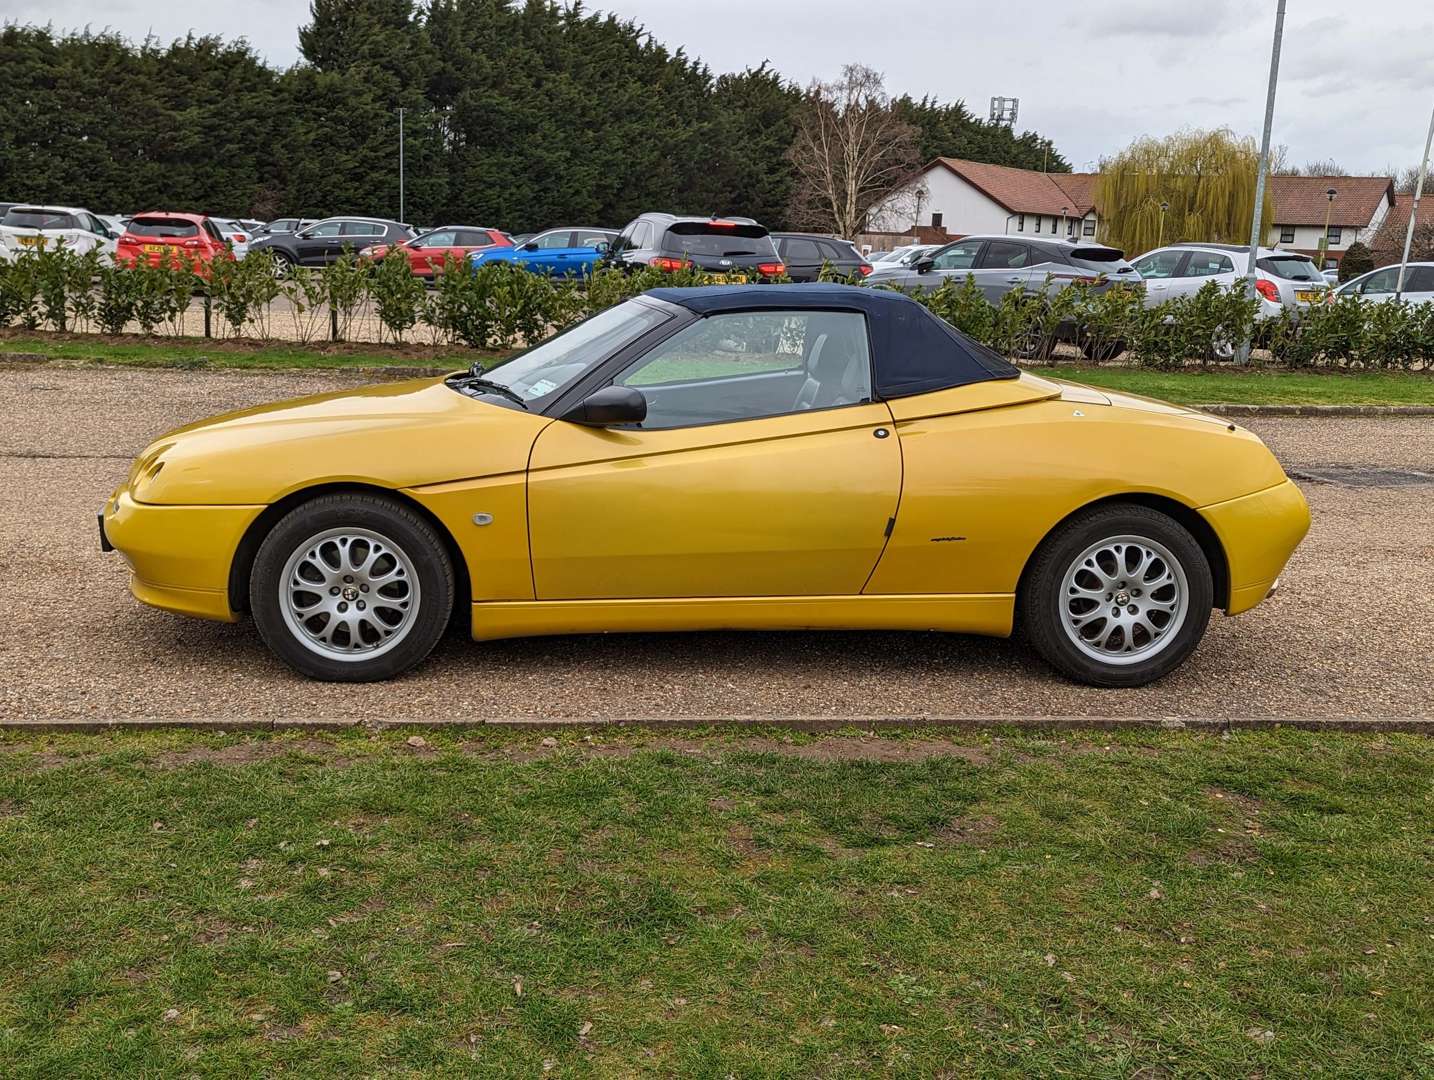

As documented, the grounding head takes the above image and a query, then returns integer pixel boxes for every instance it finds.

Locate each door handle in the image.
[1006,276,1023,283]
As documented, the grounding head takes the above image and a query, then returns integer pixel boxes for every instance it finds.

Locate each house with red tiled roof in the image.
[1265,175,1394,268]
[868,157,1101,242]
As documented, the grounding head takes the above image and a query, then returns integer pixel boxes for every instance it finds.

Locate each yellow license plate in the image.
[17,236,40,247]
[142,244,165,254]
[701,272,740,283]
[1295,290,1318,302]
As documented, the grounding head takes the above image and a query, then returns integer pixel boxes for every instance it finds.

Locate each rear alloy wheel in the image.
[250,494,453,681]
[1021,504,1213,687]
[271,252,296,279]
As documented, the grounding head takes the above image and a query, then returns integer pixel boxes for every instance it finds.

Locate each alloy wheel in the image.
[278,528,420,661]
[1058,534,1189,666]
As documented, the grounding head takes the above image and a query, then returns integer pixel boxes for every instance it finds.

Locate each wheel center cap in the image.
[342,586,359,602]
[1114,591,1130,606]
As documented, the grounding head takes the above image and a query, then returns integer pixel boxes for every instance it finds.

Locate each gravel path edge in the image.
[3,715,1430,735]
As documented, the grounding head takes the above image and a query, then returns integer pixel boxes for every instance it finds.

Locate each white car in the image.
[1333,262,1434,305]
[0,205,119,263]
[210,218,253,259]
[870,243,940,267]
[1131,244,1328,319]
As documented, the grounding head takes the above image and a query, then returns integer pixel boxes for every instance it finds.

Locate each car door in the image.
[294,220,343,264]
[1179,250,1237,297]
[80,213,116,259]
[919,238,985,292]
[778,237,823,282]
[523,230,575,275]
[409,229,456,274]
[527,308,901,600]
[564,230,614,277]
[972,239,1034,303]
[1404,265,1434,305]
[1131,250,1189,306]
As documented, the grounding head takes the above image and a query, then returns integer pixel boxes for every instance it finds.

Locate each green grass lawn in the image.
[1029,364,1434,406]
[3,330,1433,404]
[0,332,500,372]
[0,727,1428,1077]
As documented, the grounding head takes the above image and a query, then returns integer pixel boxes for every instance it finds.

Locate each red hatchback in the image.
[364,226,510,277]
[117,213,233,272]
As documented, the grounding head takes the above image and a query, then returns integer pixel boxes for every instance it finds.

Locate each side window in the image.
[1185,253,1234,277]
[420,230,457,247]
[632,222,654,249]
[613,224,637,253]
[977,240,1030,269]
[204,220,226,243]
[615,310,871,429]
[309,221,343,237]
[1406,266,1434,292]
[341,220,383,237]
[1132,250,1186,279]
[818,240,853,262]
[84,214,107,235]
[931,241,982,271]
[532,230,574,249]
[1360,267,1398,295]
[575,232,612,247]
[784,237,821,262]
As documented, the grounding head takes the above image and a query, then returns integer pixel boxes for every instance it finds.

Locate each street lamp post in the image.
[1236,0,1287,366]
[1318,188,1337,267]
[1061,205,1068,238]
[398,107,406,225]
[1158,201,1169,247]
[1395,102,1434,301]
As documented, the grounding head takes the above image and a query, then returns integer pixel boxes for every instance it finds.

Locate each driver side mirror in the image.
[560,385,647,426]
[915,257,935,273]
[522,241,539,252]
[594,241,610,254]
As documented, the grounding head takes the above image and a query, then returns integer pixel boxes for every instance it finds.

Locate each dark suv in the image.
[249,216,414,274]
[770,232,872,282]
[608,214,785,279]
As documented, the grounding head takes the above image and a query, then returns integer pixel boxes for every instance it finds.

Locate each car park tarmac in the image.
[1,366,1429,723]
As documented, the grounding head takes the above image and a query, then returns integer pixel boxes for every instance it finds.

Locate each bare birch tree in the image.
[786,65,920,238]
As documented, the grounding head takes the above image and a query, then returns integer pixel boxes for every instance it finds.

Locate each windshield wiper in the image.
[460,375,528,409]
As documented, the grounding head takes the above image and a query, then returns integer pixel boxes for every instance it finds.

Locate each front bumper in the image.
[1198,479,1310,615]
[100,488,264,622]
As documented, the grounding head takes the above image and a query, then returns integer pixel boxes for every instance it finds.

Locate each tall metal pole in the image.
[398,107,406,225]
[1236,0,1286,365]
[1395,102,1434,301]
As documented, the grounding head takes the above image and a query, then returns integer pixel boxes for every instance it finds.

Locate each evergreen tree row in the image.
[0,2,1070,231]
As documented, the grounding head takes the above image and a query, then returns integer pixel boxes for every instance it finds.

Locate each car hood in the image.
[129,377,551,506]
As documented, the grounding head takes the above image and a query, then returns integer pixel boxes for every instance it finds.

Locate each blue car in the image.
[468,226,617,277]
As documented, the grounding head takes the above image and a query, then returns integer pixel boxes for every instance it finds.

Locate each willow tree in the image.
[1094,129,1275,255]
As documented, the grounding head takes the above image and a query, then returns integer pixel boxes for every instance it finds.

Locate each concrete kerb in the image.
[1,714,1429,735]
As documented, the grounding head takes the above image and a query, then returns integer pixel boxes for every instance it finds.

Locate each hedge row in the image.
[0,245,1429,370]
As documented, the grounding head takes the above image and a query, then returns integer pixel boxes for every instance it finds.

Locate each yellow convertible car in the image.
[101,284,1309,686]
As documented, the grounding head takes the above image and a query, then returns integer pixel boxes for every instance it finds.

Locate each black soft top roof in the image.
[645,283,1018,398]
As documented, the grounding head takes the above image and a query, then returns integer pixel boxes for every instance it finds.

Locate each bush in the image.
[1339,241,1374,283]
[369,251,428,343]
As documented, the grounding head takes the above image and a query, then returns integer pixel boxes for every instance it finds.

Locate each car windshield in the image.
[1257,256,1323,282]
[127,217,198,238]
[463,300,671,406]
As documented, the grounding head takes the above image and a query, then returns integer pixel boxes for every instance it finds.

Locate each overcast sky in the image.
[7,0,1430,174]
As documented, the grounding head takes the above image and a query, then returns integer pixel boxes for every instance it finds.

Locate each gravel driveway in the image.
[1,366,1429,723]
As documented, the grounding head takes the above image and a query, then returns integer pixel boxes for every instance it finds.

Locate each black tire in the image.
[1020,503,1213,688]
[271,252,296,278]
[249,493,454,682]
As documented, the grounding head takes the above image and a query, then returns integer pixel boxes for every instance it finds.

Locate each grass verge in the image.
[0,331,503,372]
[1029,364,1434,406]
[0,727,1428,1076]
[3,331,1433,404]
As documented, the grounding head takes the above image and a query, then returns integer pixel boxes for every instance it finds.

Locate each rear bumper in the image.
[101,488,264,623]
[1198,479,1310,615]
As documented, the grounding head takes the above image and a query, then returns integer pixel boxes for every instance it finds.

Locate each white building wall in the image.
[868,167,1013,235]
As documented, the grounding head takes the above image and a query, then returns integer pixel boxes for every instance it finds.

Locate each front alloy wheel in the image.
[251,494,453,681]
[1021,504,1213,687]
